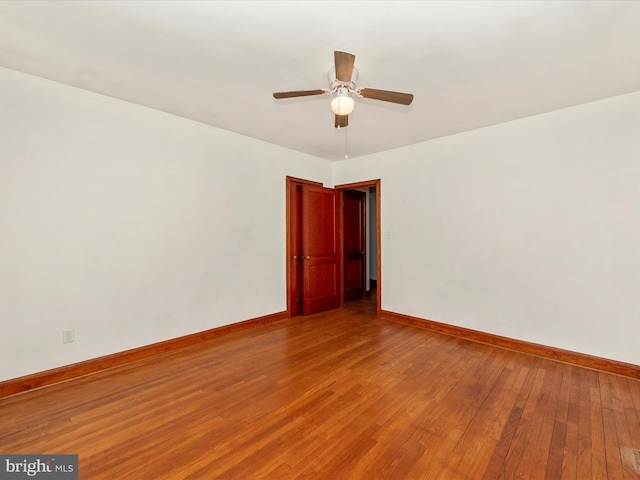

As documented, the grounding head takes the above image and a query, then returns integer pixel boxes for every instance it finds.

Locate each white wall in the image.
[2,65,638,383]
[0,67,332,381]
[334,91,640,365]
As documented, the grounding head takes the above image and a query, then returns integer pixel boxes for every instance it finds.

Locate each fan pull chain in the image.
[344,124,349,159]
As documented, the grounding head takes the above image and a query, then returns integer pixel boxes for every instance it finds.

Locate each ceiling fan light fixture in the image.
[273,51,413,130]
[331,92,354,116]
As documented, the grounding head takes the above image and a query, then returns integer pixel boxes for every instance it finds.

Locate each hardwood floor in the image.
[1,300,639,479]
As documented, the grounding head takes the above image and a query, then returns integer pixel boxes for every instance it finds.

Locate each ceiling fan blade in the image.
[273,89,326,99]
[359,88,414,105]
[335,114,349,129]
[334,51,356,82]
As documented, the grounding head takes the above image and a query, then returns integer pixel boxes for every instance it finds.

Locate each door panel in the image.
[343,190,366,301]
[302,185,340,315]
[289,183,303,316]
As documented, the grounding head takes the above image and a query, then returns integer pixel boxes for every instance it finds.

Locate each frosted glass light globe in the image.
[331,95,355,115]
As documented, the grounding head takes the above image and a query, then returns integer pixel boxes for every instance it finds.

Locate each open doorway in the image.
[336,180,380,315]
[342,189,367,302]
[286,177,381,317]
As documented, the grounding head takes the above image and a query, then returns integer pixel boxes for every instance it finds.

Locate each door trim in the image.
[335,179,381,316]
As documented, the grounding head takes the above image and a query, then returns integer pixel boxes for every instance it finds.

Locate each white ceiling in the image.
[1,1,639,161]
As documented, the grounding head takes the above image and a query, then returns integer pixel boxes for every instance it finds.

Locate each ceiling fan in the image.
[273,51,414,129]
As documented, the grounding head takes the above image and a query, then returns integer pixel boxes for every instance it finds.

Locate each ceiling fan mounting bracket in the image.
[328,66,358,93]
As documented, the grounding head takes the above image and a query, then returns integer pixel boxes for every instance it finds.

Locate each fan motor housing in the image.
[328,66,358,91]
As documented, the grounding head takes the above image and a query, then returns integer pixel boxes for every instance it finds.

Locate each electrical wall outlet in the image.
[63,328,75,344]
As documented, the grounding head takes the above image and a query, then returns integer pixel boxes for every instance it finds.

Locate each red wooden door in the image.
[343,190,366,301]
[289,183,303,316]
[301,184,340,314]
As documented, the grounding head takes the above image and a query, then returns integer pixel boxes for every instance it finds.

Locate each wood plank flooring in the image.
[1,299,639,479]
